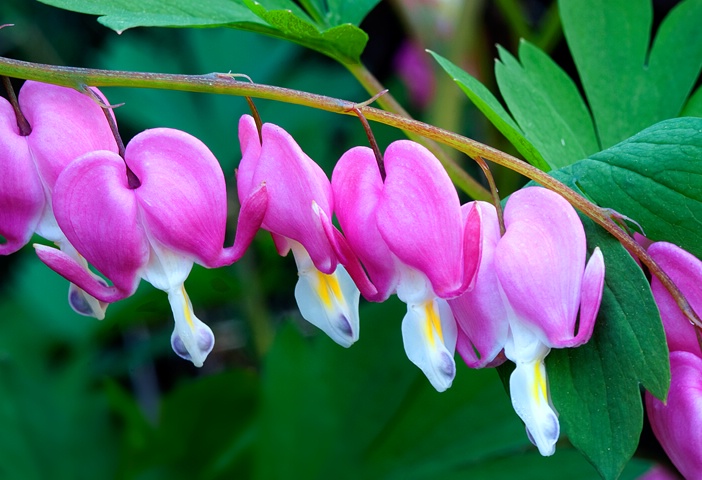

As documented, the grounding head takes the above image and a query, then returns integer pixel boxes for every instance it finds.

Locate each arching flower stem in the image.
[0,56,697,329]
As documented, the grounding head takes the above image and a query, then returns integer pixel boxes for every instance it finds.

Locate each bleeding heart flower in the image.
[332,140,481,392]
[235,115,372,348]
[35,127,265,366]
[0,80,118,318]
[449,187,605,456]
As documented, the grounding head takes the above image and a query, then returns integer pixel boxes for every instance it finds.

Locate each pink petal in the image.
[332,146,398,301]
[235,114,261,199]
[649,242,702,357]
[34,245,129,302]
[496,187,587,347]
[646,351,702,479]
[52,150,148,295]
[0,96,44,254]
[562,247,605,348]
[126,128,228,267]
[237,117,337,272]
[214,182,268,267]
[19,81,118,192]
[450,202,510,368]
[376,140,465,298]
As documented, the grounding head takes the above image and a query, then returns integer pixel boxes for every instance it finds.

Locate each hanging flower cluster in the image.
[1,81,608,455]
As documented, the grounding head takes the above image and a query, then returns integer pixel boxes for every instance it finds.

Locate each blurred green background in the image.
[0,1,676,478]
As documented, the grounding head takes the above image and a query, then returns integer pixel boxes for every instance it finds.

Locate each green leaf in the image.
[429,51,550,171]
[559,0,702,148]
[682,85,702,117]
[38,0,269,33]
[561,117,702,259]
[545,216,669,480]
[244,0,369,63]
[38,0,370,63]
[494,41,599,169]
[325,0,381,26]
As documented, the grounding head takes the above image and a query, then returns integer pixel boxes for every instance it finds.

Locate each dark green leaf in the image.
[429,51,550,171]
[494,41,599,169]
[559,0,702,148]
[545,215,669,480]
[561,117,702,259]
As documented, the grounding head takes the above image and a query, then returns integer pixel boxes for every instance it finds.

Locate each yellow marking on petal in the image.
[315,270,344,309]
[423,301,444,346]
[181,285,194,330]
[533,361,548,405]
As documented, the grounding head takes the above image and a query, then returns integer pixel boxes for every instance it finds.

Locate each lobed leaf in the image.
[559,0,702,149]
[429,51,550,171]
[495,41,599,169]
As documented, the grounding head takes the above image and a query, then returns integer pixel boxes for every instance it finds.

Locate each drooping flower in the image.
[646,351,702,479]
[0,81,119,318]
[236,115,373,348]
[449,187,605,456]
[642,241,702,478]
[331,141,481,391]
[35,128,265,366]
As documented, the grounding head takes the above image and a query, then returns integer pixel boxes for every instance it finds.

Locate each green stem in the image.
[0,55,697,328]
[344,62,491,201]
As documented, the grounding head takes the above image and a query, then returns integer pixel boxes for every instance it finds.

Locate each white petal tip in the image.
[170,326,215,367]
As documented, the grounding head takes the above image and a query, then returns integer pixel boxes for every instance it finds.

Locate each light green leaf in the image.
[38,0,268,33]
[244,0,369,63]
[325,0,381,26]
[682,85,702,117]
[430,51,550,171]
[559,0,702,148]
[494,41,599,169]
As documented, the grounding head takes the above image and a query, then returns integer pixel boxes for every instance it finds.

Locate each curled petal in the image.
[19,81,118,192]
[332,146,398,301]
[496,187,588,348]
[0,97,44,255]
[646,351,702,479]
[292,242,361,347]
[377,141,465,298]
[649,242,702,356]
[52,151,149,293]
[561,247,605,348]
[34,245,131,303]
[401,297,457,392]
[168,284,215,367]
[236,114,262,199]
[214,182,268,267]
[128,128,228,267]
[450,202,509,368]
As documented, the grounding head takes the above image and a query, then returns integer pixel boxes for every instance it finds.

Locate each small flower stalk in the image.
[449,187,605,455]
[332,140,482,391]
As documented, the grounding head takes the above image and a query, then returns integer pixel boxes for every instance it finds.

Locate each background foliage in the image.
[1,0,699,478]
